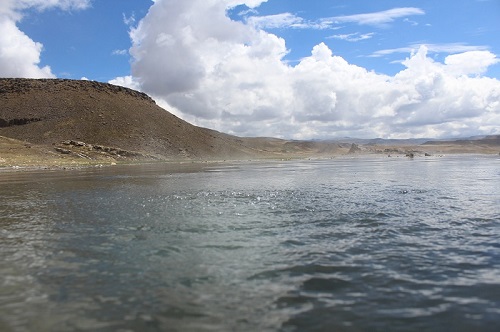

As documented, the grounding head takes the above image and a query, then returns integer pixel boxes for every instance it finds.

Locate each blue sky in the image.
[2,0,500,139]
[16,0,150,81]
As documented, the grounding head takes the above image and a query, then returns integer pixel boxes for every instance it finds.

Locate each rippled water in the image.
[1,156,500,331]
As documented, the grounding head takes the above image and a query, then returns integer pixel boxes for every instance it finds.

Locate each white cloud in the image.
[123,12,136,27]
[246,13,307,29]
[0,0,91,78]
[118,0,500,139]
[372,43,490,58]
[237,8,258,16]
[0,16,54,78]
[109,75,142,91]
[0,0,91,20]
[444,51,499,76]
[244,7,424,31]
[403,18,419,26]
[226,0,268,8]
[329,32,375,42]
[128,0,270,97]
[112,49,128,56]
[323,7,425,27]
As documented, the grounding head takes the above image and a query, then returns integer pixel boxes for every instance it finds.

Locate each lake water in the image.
[1,156,499,331]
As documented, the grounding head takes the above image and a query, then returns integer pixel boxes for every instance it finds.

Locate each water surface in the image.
[1,156,499,331]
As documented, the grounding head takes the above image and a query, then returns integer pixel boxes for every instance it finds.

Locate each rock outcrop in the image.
[348,143,361,154]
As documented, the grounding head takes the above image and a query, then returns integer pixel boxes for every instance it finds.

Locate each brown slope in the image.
[0,78,273,160]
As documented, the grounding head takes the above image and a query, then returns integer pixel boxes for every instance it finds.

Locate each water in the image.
[1,156,499,331]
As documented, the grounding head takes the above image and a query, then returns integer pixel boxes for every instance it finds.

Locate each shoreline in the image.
[1,150,498,174]
[2,133,499,173]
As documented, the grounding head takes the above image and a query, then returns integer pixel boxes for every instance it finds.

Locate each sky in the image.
[1,0,500,139]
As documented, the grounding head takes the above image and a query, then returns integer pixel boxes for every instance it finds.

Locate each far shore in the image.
[1,142,498,173]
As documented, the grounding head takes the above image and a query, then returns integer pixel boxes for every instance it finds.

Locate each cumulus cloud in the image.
[389,46,500,137]
[444,51,499,76]
[113,0,500,139]
[0,17,54,77]
[108,75,141,91]
[0,0,90,78]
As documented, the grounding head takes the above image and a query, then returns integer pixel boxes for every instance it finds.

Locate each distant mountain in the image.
[422,135,500,146]
[321,137,433,146]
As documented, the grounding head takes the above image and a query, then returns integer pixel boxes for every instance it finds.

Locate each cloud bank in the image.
[112,0,500,139]
[0,0,91,78]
